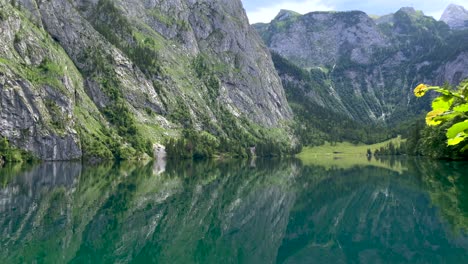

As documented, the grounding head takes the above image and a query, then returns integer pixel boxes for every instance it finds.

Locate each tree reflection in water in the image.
[0,158,467,263]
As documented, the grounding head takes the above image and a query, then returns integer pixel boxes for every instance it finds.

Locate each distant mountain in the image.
[254,7,468,128]
[374,7,422,25]
[275,9,301,21]
[440,4,468,30]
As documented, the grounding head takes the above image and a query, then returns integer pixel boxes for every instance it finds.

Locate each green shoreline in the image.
[296,137,406,172]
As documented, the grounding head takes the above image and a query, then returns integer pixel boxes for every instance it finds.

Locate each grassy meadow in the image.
[296,137,406,172]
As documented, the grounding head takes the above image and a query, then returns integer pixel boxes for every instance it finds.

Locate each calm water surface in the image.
[1,158,468,263]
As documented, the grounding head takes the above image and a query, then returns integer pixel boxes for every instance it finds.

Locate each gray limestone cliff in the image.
[0,0,292,160]
[440,4,468,30]
[0,1,84,160]
[258,10,389,68]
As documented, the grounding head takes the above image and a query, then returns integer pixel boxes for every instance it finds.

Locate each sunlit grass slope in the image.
[296,137,406,172]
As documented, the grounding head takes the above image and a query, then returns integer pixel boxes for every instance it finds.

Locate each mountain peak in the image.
[398,7,417,15]
[274,9,301,21]
[446,3,466,11]
[440,3,468,29]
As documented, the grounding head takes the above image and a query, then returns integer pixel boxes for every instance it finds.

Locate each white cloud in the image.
[246,0,334,24]
[427,10,444,20]
[244,0,468,24]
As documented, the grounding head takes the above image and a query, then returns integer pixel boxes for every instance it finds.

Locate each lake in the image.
[1,157,467,263]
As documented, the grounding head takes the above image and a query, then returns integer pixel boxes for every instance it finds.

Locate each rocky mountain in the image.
[4,0,468,161]
[254,7,468,127]
[261,10,389,68]
[440,3,468,30]
[0,0,293,161]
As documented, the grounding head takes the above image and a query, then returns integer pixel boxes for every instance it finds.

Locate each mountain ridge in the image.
[254,5,468,127]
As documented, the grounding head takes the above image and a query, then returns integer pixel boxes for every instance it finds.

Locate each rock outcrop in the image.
[257,11,389,68]
[440,3,468,30]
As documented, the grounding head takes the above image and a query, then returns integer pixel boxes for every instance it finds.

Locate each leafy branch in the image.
[414,81,468,150]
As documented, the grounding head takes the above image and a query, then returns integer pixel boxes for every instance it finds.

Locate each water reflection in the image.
[279,161,468,263]
[0,158,467,263]
[410,160,468,234]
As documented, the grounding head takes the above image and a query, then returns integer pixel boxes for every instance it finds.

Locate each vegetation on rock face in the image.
[256,7,468,130]
[0,0,299,163]
[0,137,35,163]
[3,0,468,162]
[80,0,295,160]
[162,52,298,159]
[253,7,468,159]
[272,52,401,147]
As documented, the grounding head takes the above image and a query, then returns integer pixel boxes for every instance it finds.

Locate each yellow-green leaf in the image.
[432,95,454,111]
[426,109,445,126]
[446,121,468,139]
[414,84,429,97]
[453,103,468,113]
[448,133,467,146]
[433,112,461,123]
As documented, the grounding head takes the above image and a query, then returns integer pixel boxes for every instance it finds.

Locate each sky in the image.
[241,0,468,24]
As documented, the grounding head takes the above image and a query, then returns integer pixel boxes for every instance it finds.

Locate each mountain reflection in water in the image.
[0,158,467,263]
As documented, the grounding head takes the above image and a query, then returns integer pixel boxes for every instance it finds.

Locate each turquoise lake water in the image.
[1,158,467,263]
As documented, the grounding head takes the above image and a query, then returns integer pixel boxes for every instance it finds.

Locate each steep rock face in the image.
[0,2,83,160]
[35,0,165,113]
[440,4,468,30]
[1,0,292,160]
[102,0,292,126]
[21,0,291,127]
[256,11,389,68]
[255,8,468,124]
[434,51,468,85]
